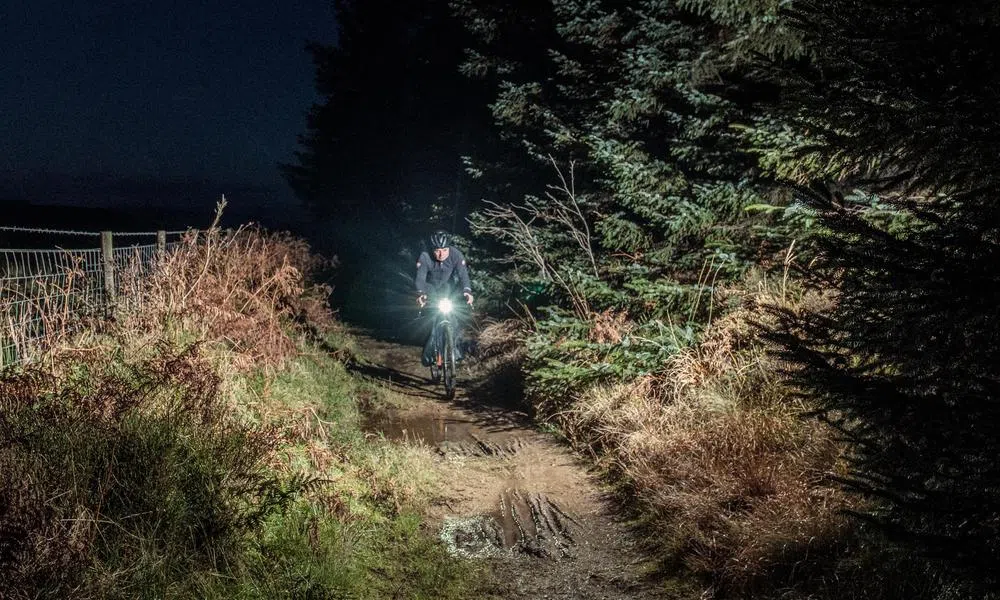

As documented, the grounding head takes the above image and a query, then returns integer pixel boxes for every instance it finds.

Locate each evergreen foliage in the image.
[716,0,1000,589]
[456,0,806,413]
[457,0,1000,595]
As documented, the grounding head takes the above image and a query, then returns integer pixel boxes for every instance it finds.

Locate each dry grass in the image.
[1,211,485,599]
[506,269,858,596]
[476,317,531,365]
[120,224,335,371]
[468,317,532,411]
[2,203,336,376]
[577,370,851,589]
[0,213,335,587]
[0,341,288,597]
[588,308,633,344]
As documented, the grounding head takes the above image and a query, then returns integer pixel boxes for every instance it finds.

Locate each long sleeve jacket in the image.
[415,247,472,296]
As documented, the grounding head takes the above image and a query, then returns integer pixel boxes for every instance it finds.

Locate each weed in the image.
[0,346,294,599]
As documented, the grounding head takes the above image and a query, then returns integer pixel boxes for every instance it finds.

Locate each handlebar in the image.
[417,293,473,309]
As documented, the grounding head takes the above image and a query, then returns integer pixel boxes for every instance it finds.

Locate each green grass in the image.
[193,503,478,600]
[0,338,481,599]
[204,348,483,600]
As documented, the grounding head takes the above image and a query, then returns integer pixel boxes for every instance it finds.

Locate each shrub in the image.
[570,301,856,594]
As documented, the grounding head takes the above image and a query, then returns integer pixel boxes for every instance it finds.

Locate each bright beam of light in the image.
[437,298,454,314]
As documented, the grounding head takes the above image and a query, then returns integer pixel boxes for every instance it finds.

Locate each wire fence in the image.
[1,227,189,368]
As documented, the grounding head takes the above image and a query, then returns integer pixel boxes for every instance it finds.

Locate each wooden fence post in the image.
[101,231,116,306]
[156,230,166,256]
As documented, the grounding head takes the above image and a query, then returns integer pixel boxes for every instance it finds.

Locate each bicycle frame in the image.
[428,297,459,399]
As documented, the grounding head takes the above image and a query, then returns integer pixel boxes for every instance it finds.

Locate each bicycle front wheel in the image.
[442,321,456,399]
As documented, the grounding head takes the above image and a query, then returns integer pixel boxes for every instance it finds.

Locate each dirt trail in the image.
[355,334,664,599]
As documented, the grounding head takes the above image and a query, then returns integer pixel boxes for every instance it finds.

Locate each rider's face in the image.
[433,247,450,262]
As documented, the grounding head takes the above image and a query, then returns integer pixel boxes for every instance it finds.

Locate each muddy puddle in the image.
[438,486,580,560]
[363,406,526,454]
[363,407,479,445]
[364,406,581,560]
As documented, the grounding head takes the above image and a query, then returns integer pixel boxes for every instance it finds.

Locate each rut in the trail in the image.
[440,489,579,559]
[493,489,580,555]
[437,435,528,458]
[364,400,579,559]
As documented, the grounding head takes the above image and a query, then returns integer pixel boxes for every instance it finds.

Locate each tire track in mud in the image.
[354,334,663,600]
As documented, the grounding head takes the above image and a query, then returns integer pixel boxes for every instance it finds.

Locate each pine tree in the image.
[455,0,807,406]
[461,0,1000,590]
[701,0,1000,586]
[282,0,492,232]
[458,0,796,322]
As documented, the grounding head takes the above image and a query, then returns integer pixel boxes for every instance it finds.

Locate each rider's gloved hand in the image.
[463,292,474,306]
[417,294,427,308]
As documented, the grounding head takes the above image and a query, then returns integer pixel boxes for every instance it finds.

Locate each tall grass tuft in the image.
[467,317,531,412]
[559,277,856,593]
[121,223,335,371]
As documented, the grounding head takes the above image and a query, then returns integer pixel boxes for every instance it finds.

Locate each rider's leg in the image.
[422,316,440,366]
[422,335,435,366]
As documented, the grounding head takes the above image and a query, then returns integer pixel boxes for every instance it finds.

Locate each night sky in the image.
[0,0,336,226]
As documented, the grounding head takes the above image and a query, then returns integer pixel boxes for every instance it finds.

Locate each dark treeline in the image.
[284,0,1000,597]
[280,0,495,327]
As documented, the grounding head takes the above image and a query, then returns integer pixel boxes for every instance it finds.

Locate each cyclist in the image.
[415,230,474,381]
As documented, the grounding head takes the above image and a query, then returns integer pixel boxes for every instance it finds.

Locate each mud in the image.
[363,408,479,445]
[355,334,664,599]
[364,406,529,458]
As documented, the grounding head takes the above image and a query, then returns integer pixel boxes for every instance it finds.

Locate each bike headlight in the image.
[437,298,454,314]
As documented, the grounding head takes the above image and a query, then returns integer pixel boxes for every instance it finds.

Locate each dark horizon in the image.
[0,1,336,230]
[0,170,310,234]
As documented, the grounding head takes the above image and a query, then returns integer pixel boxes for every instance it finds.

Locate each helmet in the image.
[429,230,450,250]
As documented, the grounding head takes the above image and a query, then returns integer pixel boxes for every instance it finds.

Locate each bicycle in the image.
[421,295,463,399]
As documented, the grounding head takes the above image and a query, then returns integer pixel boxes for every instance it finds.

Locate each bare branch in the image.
[545,156,598,278]
[470,157,600,318]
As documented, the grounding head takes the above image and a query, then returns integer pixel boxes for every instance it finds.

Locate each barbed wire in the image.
[0,226,99,236]
[0,226,192,237]
[110,230,192,237]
